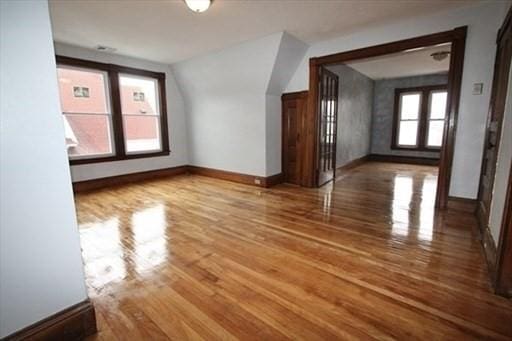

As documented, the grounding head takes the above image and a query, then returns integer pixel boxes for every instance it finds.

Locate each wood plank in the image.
[74,162,512,340]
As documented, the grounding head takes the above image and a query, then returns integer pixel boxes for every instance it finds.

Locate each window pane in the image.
[430,91,447,119]
[400,93,421,119]
[63,114,113,157]
[123,115,161,153]
[57,66,114,159]
[398,120,418,146]
[119,74,162,154]
[427,120,444,147]
[119,75,159,115]
[57,67,109,114]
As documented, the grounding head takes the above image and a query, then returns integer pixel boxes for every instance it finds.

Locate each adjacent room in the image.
[1,0,512,340]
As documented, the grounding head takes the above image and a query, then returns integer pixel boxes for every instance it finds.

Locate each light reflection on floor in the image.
[132,204,168,274]
[390,171,437,242]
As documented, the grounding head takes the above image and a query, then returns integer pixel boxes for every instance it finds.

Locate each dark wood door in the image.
[282,92,307,185]
[477,14,512,229]
[317,67,339,186]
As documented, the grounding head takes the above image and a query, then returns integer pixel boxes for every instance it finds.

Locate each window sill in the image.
[390,145,441,152]
[69,150,171,165]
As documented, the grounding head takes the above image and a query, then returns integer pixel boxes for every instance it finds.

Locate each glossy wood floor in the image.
[76,162,512,340]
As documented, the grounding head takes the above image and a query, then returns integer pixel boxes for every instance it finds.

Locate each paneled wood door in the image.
[477,12,512,232]
[282,91,307,185]
[317,67,339,186]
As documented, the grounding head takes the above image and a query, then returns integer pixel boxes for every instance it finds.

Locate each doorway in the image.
[303,27,467,209]
[281,91,308,185]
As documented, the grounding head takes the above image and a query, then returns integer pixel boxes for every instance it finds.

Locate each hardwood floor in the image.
[75,162,512,340]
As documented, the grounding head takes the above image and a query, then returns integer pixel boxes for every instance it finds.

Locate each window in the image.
[58,66,115,158]
[392,85,447,151]
[119,74,162,154]
[56,56,169,164]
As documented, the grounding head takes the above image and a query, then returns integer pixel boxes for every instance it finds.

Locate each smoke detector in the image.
[431,51,450,61]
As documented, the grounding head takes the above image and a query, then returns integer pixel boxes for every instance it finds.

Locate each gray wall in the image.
[327,64,374,168]
[371,73,448,158]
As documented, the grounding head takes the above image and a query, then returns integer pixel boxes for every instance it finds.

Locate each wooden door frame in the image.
[304,27,467,209]
[281,91,308,185]
[477,6,512,297]
[495,166,512,297]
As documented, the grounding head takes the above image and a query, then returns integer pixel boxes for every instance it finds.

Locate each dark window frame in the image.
[391,84,448,151]
[56,55,170,165]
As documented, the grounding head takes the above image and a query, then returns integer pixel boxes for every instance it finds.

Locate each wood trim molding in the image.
[495,164,512,297]
[188,166,263,187]
[314,28,467,66]
[368,154,439,166]
[188,166,282,188]
[262,173,284,188]
[2,299,96,341]
[481,224,498,284]
[73,165,189,192]
[281,90,308,100]
[336,155,369,175]
[73,165,284,193]
[446,196,477,213]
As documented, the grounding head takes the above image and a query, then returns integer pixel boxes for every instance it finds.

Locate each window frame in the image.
[56,55,170,165]
[391,84,448,152]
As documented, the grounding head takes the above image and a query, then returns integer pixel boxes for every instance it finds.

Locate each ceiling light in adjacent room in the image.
[431,51,450,61]
[184,0,212,13]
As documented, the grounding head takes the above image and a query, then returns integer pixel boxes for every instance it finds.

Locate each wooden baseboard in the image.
[447,196,477,213]
[368,154,439,166]
[73,165,189,193]
[73,165,284,192]
[262,173,284,188]
[482,225,498,284]
[336,155,369,174]
[188,166,282,188]
[2,299,96,341]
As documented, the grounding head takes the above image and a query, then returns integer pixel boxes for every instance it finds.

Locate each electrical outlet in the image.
[254,178,261,185]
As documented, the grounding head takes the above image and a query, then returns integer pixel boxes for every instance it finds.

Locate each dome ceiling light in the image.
[184,0,212,13]
[431,51,450,61]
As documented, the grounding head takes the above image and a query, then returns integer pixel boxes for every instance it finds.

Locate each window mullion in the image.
[418,90,429,149]
[109,70,126,158]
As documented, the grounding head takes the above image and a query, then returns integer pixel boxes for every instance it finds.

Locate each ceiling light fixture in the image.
[431,51,450,61]
[184,0,212,13]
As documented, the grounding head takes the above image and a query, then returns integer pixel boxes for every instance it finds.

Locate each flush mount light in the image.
[431,51,450,61]
[184,0,212,13]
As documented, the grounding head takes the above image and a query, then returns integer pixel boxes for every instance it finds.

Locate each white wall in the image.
[172,33,283,176]
[489,65,512,243]
[0,1,88,337]
[286,1,511,199]
[266,33,309,175]
[54,43,189,182]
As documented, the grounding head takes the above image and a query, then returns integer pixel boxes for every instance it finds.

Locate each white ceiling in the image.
[345,44,452,80]
[48,0,479,64]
